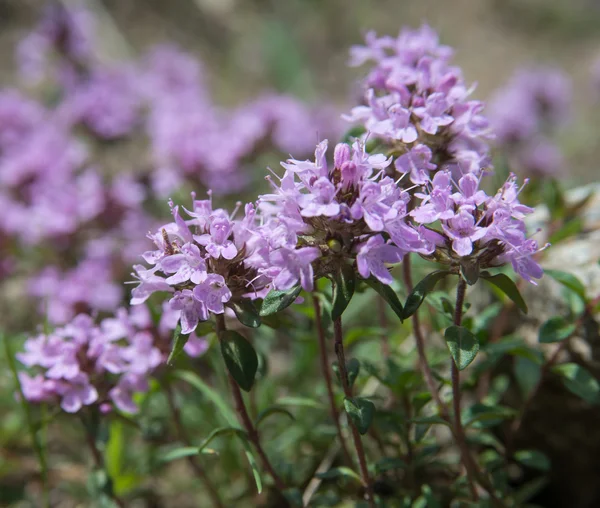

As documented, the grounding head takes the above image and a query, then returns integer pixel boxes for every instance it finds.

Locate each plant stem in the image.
[3,334,50,508]
[80,418,126,508]
[312,294,353,466]
[452,278,480,501]
[402,256,450,421]
[333,317,375,508]
[214,314,287,494]
[165,384,225,508]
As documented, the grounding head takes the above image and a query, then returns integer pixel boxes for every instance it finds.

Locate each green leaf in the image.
[342,125,367,143]
[315,467,362,483]
[275,396,324,409]
[460,259,480,285]
[481,272,528,314]
[167,323,188,365]
[410,416,450,427]
[514,357,541,396]
[255,406,295,428]
[552,363,600,403]
[260,286,302,316]
[198,426,248,453]
[444,325,479,370]
[158,446,217,464]
[538,316,577,343]
[229,300,261,328]
[173,370,262,493]
[330,263,356,321]
[363,277,403,321]
[333,358,360,389]
[403,270,452,319]
[463,403,517,428]
[375,457,407,473]
[344,397,375,435]
[220,330,258,392]
[283,488,304,507]
[514,450,551,472]
[545,269,586,302]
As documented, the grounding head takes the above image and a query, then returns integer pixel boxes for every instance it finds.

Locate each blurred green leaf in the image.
[514,357,541,396]
[552,363,600,403]
[198,426,248,453]
[444,325,479,370]
[515,450,551,472]
[255,406,295,428]
[538,316,577,343]
[333,358,360,389]
[481,272,528,314]
[167,323,188,365]
[463,403,517,428]
[375,457,407,473]
[545,269,586,302]
[315,466,362,483]
[158,445,217,464]
[276,396,324,409]
[220,330,258,392]
[344,397,375,435]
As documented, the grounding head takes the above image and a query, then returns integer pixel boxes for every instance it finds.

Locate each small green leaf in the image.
[198,426,248,453]
[283,488,304,507]
[538,316,577,343]
[403,270,452,319]
[514,357,541,396]
[342,125,367,143]
[255,406,295,428]
[229,300,261,328]
[259,286,302,316]
[333,358,360,389]
[315,467,362,483]
[276,396,324,409]
[158,446,217,464]
[463,403,517,428]
[363,277,403,321]
[481,272,528,314]
[545,269,586,302]
[375,457,407,473]
[410,416,450,427]
[514,450,551,472]
[220,331,259,392]
[344,397,375,435]
[552,363,600,403]
[167,323,188,365]
[331,263,356,321]
[444,325,479,370]
[460,259,480,285]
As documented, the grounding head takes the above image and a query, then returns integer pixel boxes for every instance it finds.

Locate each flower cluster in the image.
[344,25,492,182]
[17,303,210,413]
[0,4,340,324]
[411,171,545,283]
[489,67,571,177]
[258,140,436,287]
[130,197,276,333]
[17,307,163,414]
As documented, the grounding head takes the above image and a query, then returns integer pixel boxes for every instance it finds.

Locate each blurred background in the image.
[1,0,600,184]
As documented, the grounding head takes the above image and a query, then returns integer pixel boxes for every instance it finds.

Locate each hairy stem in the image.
[165,384,225,508]
[214,314,287,493]
[333,317,375,508]
[313,294,353,466]
[452,278,480,501]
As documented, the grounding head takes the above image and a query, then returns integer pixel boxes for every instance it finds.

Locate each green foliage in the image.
[229,300,262,328]
[514,450,551,472]
[330,262,356,320]
[481,271,528,314]
[260,286,302,316]
[315,467,362,483]
[343,397,375,434]
[403,270,452,319]
[363,277,404,321]
[552,363,600,403]
[544,269,587,302]
[538,316,577,343]
[219,330,259,392]
[444,325,480,370]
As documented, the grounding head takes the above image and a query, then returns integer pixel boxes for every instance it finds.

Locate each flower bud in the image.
[333,143,351,169]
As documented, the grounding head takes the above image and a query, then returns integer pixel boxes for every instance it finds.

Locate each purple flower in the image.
[268,246,321,291]
[169,289,209,334]
[109,374,148,414]
[161,243,207,285]
[298,177,340,217]
[412,92,453,135]
[196,216,238,260]
[130,265,172,306]
[193,274,232,314]
[356,235,403,285]
[55,373,98,413]
[441,208,488,257]
[394,144,436,184]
